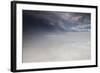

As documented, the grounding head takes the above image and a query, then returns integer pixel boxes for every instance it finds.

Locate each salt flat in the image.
[22,32,91,63]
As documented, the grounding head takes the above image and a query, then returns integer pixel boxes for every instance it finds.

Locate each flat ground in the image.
[22,32,91,63]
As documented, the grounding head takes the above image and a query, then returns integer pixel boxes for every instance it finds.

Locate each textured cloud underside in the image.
[23,10,91,32]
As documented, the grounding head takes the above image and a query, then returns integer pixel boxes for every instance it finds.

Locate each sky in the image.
[23,10,91,34]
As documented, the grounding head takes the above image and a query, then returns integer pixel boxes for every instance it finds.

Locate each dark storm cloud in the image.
[23,10,91,33]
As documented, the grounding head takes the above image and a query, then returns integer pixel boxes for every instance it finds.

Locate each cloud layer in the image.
[23,10,91,33]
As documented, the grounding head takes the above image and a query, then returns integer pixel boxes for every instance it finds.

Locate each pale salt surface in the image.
[22,32,91,63]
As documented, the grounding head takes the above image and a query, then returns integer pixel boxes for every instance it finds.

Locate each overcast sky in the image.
[23,10,91,34]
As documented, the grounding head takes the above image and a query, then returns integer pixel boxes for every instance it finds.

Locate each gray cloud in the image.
[23,10,91,32]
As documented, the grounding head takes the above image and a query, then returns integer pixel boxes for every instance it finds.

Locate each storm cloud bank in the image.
[23,10,91,34]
